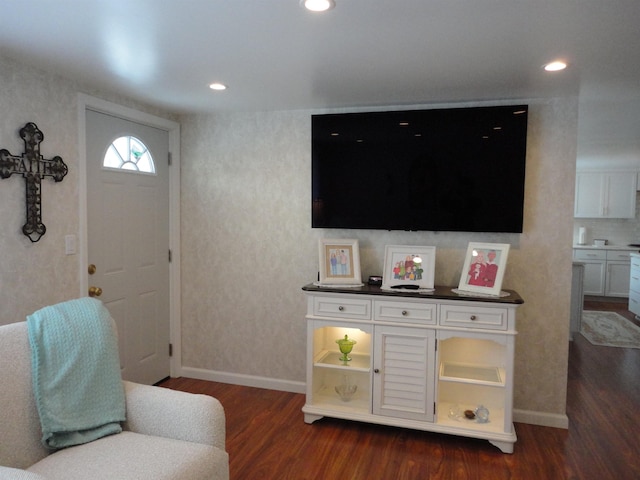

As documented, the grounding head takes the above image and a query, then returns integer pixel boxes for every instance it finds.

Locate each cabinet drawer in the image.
[440,305,508,330]
[606,250,632,262]
[313,296,371,320]
[374,300,437,325]
[573,249,606,261]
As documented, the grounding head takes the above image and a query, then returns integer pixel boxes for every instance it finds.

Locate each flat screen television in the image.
[311,105,528,233]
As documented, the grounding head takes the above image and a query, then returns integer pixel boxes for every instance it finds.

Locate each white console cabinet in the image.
[302,284,523,453]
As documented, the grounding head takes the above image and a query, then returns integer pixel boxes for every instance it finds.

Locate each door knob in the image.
[88,264,96,275]
[88,286,103,297]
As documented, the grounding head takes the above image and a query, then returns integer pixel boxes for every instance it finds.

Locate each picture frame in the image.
[381,245,436,290]
[318,239,362,285]
[457,242,510,296]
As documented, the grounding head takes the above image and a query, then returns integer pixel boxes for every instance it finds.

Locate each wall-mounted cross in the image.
[0,122,68,242]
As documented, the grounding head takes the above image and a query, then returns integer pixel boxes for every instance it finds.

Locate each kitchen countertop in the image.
[573,244,640,251]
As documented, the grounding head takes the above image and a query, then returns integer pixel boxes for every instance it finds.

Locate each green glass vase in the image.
[336,334,357,362]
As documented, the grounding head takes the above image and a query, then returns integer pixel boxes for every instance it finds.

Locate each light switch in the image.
[65,234,76,255]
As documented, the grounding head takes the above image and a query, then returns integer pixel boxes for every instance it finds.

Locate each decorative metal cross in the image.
[0,122,68,242]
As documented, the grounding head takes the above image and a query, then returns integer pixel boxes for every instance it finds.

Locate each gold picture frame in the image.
[318,239,362,285]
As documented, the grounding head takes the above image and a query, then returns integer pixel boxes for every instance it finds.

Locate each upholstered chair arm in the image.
[121,381,226,451]
[0,466,46,480]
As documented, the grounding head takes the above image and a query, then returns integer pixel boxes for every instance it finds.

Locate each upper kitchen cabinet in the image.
[574,171,637,218]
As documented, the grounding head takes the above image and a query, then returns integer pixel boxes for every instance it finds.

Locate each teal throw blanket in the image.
[27,297,126,449]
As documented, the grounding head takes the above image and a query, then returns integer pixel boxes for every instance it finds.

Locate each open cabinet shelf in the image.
[439,362,505,386]
[313,350,371,371]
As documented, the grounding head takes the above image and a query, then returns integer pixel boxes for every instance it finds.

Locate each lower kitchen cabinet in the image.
[629,254,640,317]
[573,248,634,297]
[302,284,523,453]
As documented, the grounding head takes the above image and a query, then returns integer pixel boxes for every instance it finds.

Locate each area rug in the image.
[581,311,640,348]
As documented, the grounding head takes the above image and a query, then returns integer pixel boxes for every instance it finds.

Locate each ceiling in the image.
[1,0,639,164]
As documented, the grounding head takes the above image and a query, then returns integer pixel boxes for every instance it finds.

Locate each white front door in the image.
[86,108,170,385]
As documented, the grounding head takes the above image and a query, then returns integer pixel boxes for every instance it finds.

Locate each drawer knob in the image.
[338,306,344,311]
[470,315,477,321]
[374,368,380,374]
[401,310,408,316]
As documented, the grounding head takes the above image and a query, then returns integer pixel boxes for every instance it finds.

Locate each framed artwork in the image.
[382,245,436,290]
[318,239,362,285]
[458,242,510,296]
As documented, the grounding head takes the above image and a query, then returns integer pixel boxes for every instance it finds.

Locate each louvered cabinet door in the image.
[372,325,436,422]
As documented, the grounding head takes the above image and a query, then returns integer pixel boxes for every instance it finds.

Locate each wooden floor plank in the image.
[160,300,640,479]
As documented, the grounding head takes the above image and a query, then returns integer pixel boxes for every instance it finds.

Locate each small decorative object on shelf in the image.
[475,405,490,423]
[336,334,356,362]
[448,404,461,420]
[335,375,357,402]
[464,409,476,420]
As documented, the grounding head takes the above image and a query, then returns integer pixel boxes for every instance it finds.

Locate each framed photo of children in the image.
[318,239,362,285]
[382,245,436,290]
[458,242,510,296]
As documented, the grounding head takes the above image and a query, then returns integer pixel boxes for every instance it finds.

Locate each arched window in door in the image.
[103,135,155,174]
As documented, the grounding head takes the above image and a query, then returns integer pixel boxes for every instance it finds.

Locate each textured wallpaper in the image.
[0,53,175,324]
[0,55,81,322]
[0,51,576,420]
[179,98,578,416]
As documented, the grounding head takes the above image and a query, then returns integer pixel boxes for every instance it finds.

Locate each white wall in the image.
[0,54,175,323]
[179,96,579,421]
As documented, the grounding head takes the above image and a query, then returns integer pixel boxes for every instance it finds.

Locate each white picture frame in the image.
[381,245,436,290]
[458,242,510,296]
[318,239,362,285]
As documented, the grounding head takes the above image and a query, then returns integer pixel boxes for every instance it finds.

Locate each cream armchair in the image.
[0,321,229,480]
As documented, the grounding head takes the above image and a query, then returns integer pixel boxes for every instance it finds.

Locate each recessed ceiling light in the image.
[209,82,227,91]
[301,0,335,12]
[543,61,567,72]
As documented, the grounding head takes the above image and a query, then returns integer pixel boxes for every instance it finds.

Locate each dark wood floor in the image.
[160,300,640,479]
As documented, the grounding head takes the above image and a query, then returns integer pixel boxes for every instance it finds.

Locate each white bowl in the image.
[335,384,357,401]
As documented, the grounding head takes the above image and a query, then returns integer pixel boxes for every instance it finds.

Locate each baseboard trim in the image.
[180,366,306,394]
[178,368,570,428]
[513,409,569,429]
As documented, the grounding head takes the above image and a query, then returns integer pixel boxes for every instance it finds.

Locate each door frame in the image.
[77,93,182,378]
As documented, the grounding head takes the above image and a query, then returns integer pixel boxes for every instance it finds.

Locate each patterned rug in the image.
[581,311,640,348]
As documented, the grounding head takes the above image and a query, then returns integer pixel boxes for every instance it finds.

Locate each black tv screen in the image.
[311,105,528,233]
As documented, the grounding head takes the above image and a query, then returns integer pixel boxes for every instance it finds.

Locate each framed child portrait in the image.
[318,239,362,285]
[381,245,436,290]
[458,242,510,296]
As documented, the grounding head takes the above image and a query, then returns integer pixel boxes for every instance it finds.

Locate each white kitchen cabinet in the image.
[572,249,606,295]
[606,250,632,297]
[302,284,522,453]
[572,248,633,297]
[574,171,637,218]
[629,254,640,317]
